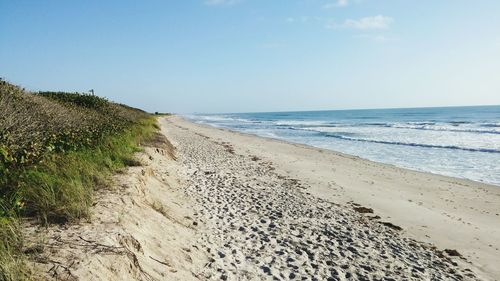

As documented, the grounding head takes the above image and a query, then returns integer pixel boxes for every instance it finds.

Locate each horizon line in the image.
[185,104,500,116]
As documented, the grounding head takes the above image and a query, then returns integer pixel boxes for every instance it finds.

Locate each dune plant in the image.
[0,78,156,279]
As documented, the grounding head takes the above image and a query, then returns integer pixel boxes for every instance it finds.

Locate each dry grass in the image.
[150,201,169,218]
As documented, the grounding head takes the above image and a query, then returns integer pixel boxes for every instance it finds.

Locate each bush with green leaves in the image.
[0,79,156,279]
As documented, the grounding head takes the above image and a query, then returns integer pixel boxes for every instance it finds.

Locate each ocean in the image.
[186,106,500,186]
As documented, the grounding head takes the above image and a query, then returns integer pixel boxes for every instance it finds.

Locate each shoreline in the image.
[171,115,500,279]
[184,116,499,189]
[185,108,500,188]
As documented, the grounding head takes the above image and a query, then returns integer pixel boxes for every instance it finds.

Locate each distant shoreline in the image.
[185,105,500,186]
[189,117,500,187]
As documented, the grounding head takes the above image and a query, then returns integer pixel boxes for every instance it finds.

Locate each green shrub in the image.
[38,91,110,110]
[0,79,157,279]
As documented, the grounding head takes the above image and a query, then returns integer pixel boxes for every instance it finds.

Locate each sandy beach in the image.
[29,115,500,280]
[162,116,500,280]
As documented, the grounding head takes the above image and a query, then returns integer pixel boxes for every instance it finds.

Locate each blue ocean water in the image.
[186,106,500,186]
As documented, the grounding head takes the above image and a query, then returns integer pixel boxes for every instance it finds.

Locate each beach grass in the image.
[0,79,156,280]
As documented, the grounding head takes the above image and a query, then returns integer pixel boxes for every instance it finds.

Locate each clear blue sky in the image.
[1,0,499,113]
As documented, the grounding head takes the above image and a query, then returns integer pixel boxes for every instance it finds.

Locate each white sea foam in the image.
[186,107,500,185]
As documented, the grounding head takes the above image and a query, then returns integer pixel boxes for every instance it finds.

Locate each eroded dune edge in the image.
[27,116,498,280]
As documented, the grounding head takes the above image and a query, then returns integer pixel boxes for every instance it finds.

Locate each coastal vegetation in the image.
[0,79,156,280]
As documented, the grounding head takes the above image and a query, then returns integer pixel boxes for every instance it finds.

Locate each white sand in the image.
[26,132,205,280]
[27,115,500,280]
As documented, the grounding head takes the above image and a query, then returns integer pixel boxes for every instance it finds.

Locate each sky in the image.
[1,0,500,113]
